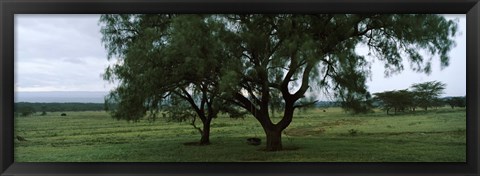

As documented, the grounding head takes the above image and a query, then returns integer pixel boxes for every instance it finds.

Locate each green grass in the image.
[14,107,466,162]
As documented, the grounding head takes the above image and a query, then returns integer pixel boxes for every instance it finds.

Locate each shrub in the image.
[348,129,359,136]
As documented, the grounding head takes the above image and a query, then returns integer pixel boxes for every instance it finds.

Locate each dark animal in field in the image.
[323,110,326,112]
[61,113,67,116]
[16,135,27,141]
[246,137,261,146]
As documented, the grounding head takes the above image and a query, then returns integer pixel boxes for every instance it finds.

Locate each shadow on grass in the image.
[183,141,210,146]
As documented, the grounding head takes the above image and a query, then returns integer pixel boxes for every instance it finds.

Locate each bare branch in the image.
[190,116,203,134]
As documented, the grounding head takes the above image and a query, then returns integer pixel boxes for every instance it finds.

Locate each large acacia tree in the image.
[100,14,457,151]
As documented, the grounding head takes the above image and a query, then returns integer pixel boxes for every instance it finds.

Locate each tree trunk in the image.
[265,129,283,151]
[199,120,211,145]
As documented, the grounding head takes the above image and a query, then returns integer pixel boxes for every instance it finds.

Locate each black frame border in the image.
[1,0,479,176]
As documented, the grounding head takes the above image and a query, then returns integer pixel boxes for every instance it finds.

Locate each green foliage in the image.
[445,96,466,109]
[339,91,373,114]
[100,14,249,144]
[411,81,447,111]
[373,81,448,114]
[104,88,149,122]
[373,89,415,114]
[101,14,237,120]
[163,94,197,123]
[16,105,36,117]
[99,14,458,150]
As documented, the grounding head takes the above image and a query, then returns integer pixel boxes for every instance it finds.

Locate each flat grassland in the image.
[14,107,466,162]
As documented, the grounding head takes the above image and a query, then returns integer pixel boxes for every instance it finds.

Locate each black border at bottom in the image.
[1,162,477,176]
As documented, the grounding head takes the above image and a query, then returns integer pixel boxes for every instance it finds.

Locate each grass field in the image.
[14,107,466,162]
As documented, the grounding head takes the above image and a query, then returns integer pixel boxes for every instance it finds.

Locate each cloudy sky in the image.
[15,14,114,92]
[14,14,466,98]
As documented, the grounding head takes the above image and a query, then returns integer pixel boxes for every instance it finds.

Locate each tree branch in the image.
[234,92,263,122]
[177,88,206,122]
[190,115,203,134]
[292,63,315,100]
[280,53,298,97]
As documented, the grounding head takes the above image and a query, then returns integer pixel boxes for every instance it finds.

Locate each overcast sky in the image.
[14,14,466,98]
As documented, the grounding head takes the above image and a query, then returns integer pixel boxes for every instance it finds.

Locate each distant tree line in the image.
[444,96,467,109]
[372,81,465,115]
[14,102,104,116]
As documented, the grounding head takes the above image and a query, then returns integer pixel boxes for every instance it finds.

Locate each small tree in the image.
[101,14,244,145]
[18,106,36,117]
[411,81,446,111]
[373,89,414,115]
[40,105,47,116]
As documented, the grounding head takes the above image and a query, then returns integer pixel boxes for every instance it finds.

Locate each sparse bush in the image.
[17,106,36,117]
[348,129,359,136]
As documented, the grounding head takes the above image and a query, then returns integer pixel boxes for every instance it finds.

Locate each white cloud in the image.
[15,15,105,60]
[15,14,114,92]
[15,57,113,91]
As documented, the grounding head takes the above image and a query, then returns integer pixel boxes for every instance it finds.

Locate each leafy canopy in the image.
[100,14,457,150]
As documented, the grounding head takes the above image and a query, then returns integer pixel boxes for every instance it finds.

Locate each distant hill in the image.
[15,91,108,103]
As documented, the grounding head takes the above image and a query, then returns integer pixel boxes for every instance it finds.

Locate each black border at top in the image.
[0,0,478,14]
[1,0,479,176]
